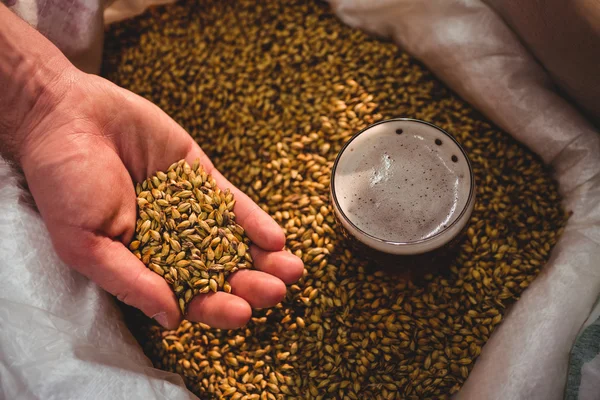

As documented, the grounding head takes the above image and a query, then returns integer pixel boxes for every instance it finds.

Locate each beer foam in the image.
[333,120,472,244]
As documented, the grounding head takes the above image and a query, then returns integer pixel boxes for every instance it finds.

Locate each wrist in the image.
[0,4,74,166]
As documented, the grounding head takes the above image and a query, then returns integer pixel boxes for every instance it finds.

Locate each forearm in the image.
[0,3,72,164]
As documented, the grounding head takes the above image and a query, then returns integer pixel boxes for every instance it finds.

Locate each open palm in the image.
[18,70,303,329]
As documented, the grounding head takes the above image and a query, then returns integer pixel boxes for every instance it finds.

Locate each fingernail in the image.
[152,312,169,328]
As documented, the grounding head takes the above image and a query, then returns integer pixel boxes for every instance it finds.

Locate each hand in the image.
[12,65,303,330]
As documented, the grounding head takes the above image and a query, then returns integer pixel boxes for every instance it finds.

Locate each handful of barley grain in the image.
[129,159,253,313]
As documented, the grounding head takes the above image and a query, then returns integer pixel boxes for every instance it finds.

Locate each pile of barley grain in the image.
[103,0,568,399]
[131,159,253,313]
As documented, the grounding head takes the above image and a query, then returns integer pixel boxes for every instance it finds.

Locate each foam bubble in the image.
[333,120,472,243]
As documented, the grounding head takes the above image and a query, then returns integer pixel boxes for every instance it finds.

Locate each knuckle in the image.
[113,265,145,307]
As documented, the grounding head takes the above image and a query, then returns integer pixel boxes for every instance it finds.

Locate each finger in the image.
[117,103,286,251]
[212,169,286,251]
[227,270,287,308]
[185,142,286,251]
[250,246,304,284]
[59,233,182,329]
[186,292,252,329]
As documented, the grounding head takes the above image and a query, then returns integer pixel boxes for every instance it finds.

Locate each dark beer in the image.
[330,119,475,270]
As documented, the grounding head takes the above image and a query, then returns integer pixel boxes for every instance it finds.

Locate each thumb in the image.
[60,234,182,329]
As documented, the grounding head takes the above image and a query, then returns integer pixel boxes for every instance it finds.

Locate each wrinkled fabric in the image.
[484,0,600,126]
[104,0,175,24]
[1,0,176,73]
[566,299,600,400]
[2,0,104,73]
[0,163,198,400]
[1,0,599,399]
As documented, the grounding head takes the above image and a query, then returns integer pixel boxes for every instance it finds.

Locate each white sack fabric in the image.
[0,163,198,399]
[1,0,599,399]
[3,0,104,74]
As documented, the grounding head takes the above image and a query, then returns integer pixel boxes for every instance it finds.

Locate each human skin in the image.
[0,3,304,330]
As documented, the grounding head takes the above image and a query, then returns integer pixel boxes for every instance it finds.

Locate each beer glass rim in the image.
[330,118,476,247]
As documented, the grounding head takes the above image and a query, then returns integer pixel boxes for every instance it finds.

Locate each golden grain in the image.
[106,0,568,398]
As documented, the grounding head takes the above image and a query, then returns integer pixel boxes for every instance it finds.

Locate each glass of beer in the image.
[330,118,476,270]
